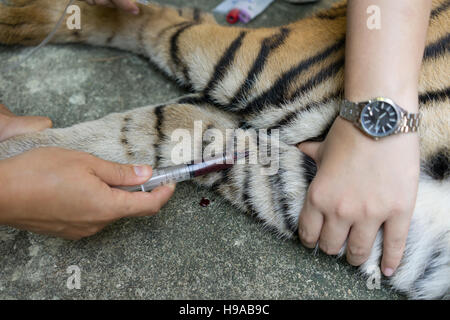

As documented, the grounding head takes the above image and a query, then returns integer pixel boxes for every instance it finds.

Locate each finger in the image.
[381,215,410,277]
[0,116,53,141]
[297,141,322,165]
[298,202,324,248]
[111,0,139,14]
[13,116,52,131]
[318,218,350,255]
[346,222,380,266]
[0,104,15,116]
[91,158,153,187]
[112,183,176,217]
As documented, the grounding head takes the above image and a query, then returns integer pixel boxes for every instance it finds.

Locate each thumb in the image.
[91,159,153,187]
[297,141,322,164]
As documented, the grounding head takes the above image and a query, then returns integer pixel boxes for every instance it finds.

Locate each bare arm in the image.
[298,0,431,276]
[345,0,430,111]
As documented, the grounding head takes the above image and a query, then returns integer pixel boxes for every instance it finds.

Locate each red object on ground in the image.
[199,197,211,207]
[226,8,240,24]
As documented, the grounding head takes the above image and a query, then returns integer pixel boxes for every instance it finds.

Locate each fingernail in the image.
[383,268,394,277]
[134,165,150,177]
[131,8,139,15]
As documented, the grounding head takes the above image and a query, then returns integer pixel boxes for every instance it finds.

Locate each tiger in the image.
[0,0,448,299]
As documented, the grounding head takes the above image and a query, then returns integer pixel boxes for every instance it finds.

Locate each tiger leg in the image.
[0,0,342,100]
[0,0,248,91]
[0,101,238,165]
[0,0,217,47]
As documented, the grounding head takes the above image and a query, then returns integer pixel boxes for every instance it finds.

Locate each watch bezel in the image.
[359,97,401,139]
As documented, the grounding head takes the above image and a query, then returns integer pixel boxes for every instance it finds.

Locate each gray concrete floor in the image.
[0,0,402,299]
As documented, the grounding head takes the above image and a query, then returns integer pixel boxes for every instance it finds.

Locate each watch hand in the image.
[375,119,381,132]
[379,112,387,120]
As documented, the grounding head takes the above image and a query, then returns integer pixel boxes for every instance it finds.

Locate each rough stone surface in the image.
[0,0,401,299]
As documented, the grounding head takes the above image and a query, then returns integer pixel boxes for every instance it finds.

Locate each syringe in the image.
[117,152,247,192]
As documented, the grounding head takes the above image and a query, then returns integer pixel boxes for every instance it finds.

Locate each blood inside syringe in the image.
[117,151,248,192]
[189,152,245,177]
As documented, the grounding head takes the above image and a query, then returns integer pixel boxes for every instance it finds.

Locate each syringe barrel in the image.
[116,152,246,192]
[117,164,192,192]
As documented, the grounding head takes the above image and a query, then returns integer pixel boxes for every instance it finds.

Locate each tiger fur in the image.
[0,0,448,299]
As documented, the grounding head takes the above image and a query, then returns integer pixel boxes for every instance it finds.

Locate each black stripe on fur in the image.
[423,33,450,60]
[203,31,248,101]
[240,38,345,115]
[193,8,201,22]
[289,57,344,102]
[169,22,198,86]
[419,87,450,105]
[153,105,166,167]
[430,0,450,19]
[268,92,341,131]
[225,28,291,111]
[422,149,450,180]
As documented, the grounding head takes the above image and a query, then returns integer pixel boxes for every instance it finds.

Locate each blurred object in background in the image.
[214,0,275,24]
[284,0,319,4]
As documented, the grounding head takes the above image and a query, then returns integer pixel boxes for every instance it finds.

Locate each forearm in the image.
[345,0,431,112]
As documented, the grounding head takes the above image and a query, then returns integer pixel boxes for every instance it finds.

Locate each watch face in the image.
[360,100,399,137]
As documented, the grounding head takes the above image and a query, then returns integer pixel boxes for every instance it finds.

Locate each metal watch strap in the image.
[339,100,361,123]
[396,112,421,133]
[340,99,421,135]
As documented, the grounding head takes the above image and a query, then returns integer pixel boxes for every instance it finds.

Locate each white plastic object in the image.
[213,0,275,23]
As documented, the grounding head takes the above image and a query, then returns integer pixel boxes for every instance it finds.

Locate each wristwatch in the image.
[339,97,421,140]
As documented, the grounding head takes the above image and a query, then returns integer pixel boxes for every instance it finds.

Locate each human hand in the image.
[297,117,420,276]
[0,147,175,240]
[0,104,52,142]
[82,0,140,15]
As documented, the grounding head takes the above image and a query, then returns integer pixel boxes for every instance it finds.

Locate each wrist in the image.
[345,87,419,113]
[335,115,419,144]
